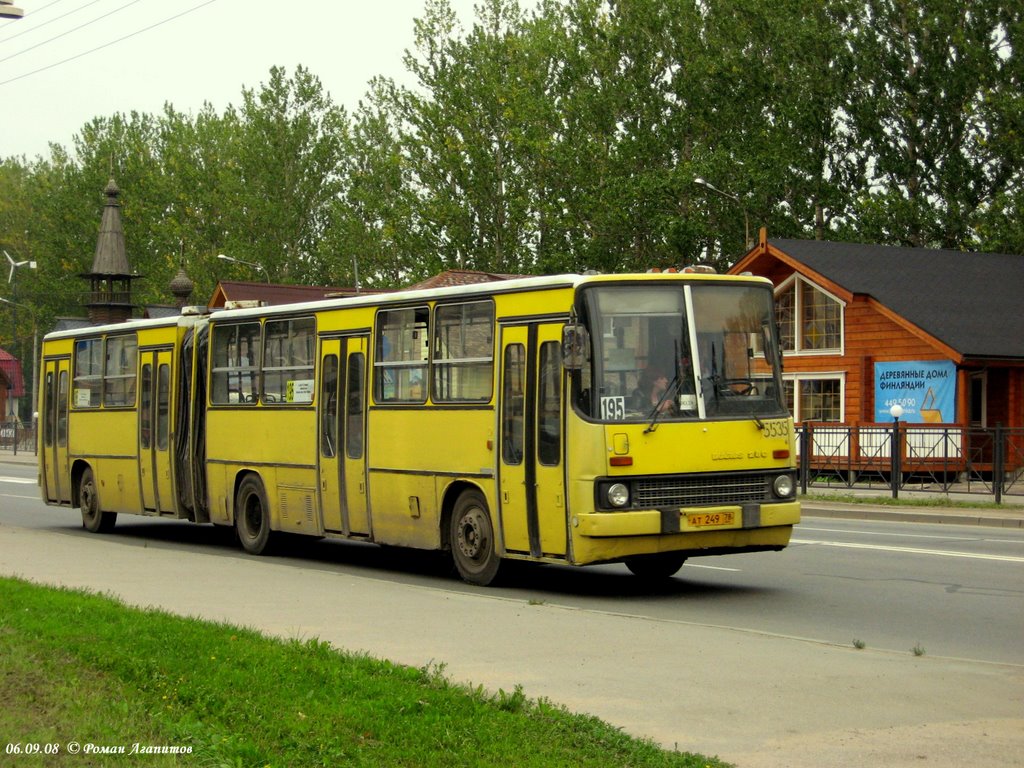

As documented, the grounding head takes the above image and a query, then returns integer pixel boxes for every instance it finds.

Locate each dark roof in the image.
[770,239,1024,359]
[88,179,135,277]
[210,281,359,308]
[406,269,526,290]
[143,305,182,319]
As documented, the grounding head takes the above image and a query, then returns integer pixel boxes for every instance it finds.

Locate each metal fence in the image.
[0,421,36,457]
[6,417,1021,502]
[797,423,1024,502]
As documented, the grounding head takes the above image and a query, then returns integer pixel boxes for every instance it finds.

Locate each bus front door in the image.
[139,349,174,513]
[318,336,370,537]
[498,323,567,559]
[41,357,71,504]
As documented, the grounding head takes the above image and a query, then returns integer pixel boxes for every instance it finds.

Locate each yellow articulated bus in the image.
[38,272,799,585]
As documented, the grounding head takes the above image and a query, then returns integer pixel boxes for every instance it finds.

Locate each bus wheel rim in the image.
[456,508,488,563]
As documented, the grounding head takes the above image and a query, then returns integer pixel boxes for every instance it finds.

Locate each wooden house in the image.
[730,232,1024,480]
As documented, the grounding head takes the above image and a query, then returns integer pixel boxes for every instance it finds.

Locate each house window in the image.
[969,372,986,427]
[784,374,844,422]
[776,276,843,354]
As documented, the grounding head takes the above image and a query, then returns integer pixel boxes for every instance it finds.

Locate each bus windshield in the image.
[577,282,787,423]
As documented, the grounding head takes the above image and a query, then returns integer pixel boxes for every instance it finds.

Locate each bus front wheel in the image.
[80,467,116,533]
[625,552,687,580]
[235,475,274,555]
[450,490,501,586]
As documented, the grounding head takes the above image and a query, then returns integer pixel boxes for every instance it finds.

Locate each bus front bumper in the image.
[573,500,800,538]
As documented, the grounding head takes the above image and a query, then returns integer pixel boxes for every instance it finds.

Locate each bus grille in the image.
[634,474,769,508]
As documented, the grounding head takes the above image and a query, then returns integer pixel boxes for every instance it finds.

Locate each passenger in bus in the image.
[635,367,676,415]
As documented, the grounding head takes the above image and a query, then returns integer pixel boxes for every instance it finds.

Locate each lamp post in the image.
[217,253,270,283]
[0,1,24,19]
[3,249,37,423]
[889,403,904,499]
[693,177,752,251]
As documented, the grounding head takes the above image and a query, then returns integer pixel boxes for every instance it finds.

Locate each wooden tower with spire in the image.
[82,178,139,324]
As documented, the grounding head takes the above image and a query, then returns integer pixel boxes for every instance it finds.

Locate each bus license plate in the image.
[686,511,735,528]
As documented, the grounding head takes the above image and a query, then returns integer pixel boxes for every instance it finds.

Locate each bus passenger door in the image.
[318,336,370,536]
[498,324,567,558]
[139,349,174,513]
[342,337,370,535]
[41,357,71,504]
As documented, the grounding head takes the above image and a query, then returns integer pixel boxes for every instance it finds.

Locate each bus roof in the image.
[43,271,772,338]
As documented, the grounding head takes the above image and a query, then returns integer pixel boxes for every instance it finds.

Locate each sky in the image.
[0,0,497,160]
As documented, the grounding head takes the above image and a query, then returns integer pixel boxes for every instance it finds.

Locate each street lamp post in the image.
[3,249,37,424]
[889,403,904,499]
[693,177,752,251]
[0,0,24,19]
[217,253,270,283]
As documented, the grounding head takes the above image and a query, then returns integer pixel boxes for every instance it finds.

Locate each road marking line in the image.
[800,525,978,541]
[791,538,1024,562]
[684,563,741,572]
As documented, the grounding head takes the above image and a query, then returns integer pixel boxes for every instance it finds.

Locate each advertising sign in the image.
[875,360,956,423]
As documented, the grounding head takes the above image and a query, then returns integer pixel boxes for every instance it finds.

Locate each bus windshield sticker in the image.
[600,396,626,420]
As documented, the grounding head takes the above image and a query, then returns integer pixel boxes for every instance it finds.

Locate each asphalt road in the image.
[1,463,1022,767]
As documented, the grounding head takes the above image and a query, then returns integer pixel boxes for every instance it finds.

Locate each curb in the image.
[804,503,1024,529]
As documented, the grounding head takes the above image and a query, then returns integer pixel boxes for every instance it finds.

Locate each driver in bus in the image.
[634,367,676,415]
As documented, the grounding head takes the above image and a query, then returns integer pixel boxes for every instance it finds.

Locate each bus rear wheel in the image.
[235,475,274,555]
[80,467,116,533]
[450,490,501,586]
[625,552,687,580]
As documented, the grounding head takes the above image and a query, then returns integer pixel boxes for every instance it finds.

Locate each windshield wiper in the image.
[644,340,682,434]
[644,373,679,433]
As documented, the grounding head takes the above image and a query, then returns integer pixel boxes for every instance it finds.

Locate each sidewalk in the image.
[0,450,35,466]
[5,449,1022,528]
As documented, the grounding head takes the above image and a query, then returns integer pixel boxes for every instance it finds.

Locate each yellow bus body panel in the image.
[205,408,317,532]
[368,408,495,549]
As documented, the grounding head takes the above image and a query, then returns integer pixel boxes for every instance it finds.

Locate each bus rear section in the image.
[38,317,198,530]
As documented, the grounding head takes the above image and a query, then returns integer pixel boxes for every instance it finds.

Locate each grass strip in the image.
[0,577,729,767]
[803,492,1023,510]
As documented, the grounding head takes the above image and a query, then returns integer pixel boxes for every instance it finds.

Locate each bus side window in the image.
[538,341,561,466]
[57,371,68,446]
[502,344,525,465]
[156,364,170,450]
[375,307,429,403]
[320,355,338,457]
[73,338,103,408]
[211,322,261,404]
[262,317,315,404]
[44,372,55,447]
[140,364,153,449]
[103,335,138,407]
[346,353,365,459]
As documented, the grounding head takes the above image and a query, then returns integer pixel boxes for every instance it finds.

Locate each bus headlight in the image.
[607,483,630,508]
[773,474,795,499]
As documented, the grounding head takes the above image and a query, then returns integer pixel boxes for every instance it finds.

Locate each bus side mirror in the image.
[562,324,590,371]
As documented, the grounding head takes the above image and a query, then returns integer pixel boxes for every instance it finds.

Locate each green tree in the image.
[846,0,1015,249]
[228,65,348,284]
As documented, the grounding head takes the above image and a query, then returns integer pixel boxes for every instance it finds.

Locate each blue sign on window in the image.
[875,360,956,423]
